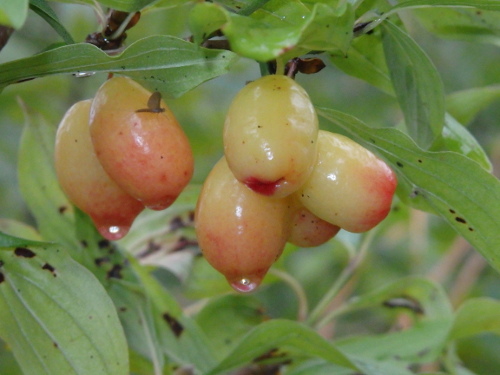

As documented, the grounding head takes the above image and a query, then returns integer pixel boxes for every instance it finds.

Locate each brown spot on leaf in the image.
[383,296,424,314]
[107,264,123,279]
[58,206,68,214]
[15,247,36,258]
[42,263,56,277]
[455,217,467,224]
[0,272,4,284]
[162,313,184,337]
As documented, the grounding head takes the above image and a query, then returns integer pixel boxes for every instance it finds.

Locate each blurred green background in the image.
[1,2,500,373]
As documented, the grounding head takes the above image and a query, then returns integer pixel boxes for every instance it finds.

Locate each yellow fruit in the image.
[223,75,318,198]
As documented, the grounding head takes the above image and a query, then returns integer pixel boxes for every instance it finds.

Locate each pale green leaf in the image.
[382,21,445,148]
[0,244,129,375]
[47,0,156,12]
[450,298,500,341]
[0,36,237,97]
[0,0,28,29]
[431,113,492,171]
[447,85,500,125]
[17,102,79,249]
[317,107,500,272]
[29,0,75,44]
[205,319,356,375]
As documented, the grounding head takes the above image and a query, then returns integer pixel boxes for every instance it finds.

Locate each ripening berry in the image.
[223,75,318,198]
[298,130,397,233]
[55,100,144,240]
[89,76,194,210]
[195,157,292,293]
[288,202,340,247]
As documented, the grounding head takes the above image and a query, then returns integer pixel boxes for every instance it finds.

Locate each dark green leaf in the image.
[0,231,49,249]
[0,244,129,375]
[29,0,74,44]
[447,85,500,125]
[382,21,445,148]
[390,0,500,12]
[0,36,237,97]
[317,107,500,273]
[0,0,28,29]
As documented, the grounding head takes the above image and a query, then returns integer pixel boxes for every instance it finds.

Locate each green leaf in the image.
[414,7,500,45]
[191,0,354,62]
[381,21,445,148]
[389,0,500,12]
[0,0,28,29]
[449,298,500,341]
[205,319,356,375]
[29,0,75,44]
[48,0,157,12]
[337,277,452,366]
[0,220,43,242]
[430,113,492,171]
[447,85,500,125]
[17,102,79,249]
[330,31,394,95]
[0,35,237,97]
[195,295,267,359]
[316,107,500,273]
[0,244,129,375]
[0,231,48,249]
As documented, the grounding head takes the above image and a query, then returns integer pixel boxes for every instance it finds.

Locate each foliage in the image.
[0,0,500,374]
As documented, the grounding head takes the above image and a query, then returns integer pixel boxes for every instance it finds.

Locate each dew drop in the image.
[97,225,129,241]
[73,71,96,78]
[228,276,261,293]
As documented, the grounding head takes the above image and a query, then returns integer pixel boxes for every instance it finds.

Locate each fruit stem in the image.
[305,229,376,328]
[275,57,286,76]
[269,268,309,322]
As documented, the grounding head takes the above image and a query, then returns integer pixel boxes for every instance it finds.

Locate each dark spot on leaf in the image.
[418,159,423,163]
[119,307,127,312]
[107,264,123,279]
[383,296,424,314]
[170,216,185,231]
[80,240,88,248]
[162,313,184,337]
[0,260,3,267]
[396,162,403,167]
[455,217,466,224]
[253,348,288,363]
[449,209,456,214]
[98,239,111,249]
[468,227,474,232]
[95,257,110,266]
[418,348,430,358]
[53,342,58,349]
[15,247,36,258]
[42,263,56,277]
[58,206,68,214]
[0,272,4,284]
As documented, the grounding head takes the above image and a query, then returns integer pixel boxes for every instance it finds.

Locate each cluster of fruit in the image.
[195,75,397,293]
[55,76,193,240]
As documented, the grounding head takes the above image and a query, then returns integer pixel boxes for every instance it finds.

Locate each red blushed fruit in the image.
[288,203,340,248]
[89,76,194,210]
[243,177,284,196]
[297,130,397,233]
[195,157,292,293]
[55,100,144,240]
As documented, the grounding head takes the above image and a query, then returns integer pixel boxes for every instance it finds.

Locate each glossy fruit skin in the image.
[288,202,340,248]
[55,100,144,240]
[298,130,397,233]
[195,157,292,293]
[89,76,194,210]
[223,75,318,198]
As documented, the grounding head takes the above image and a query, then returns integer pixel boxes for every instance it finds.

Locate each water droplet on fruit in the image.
[229,276,260,293]
[97,225,129,241]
